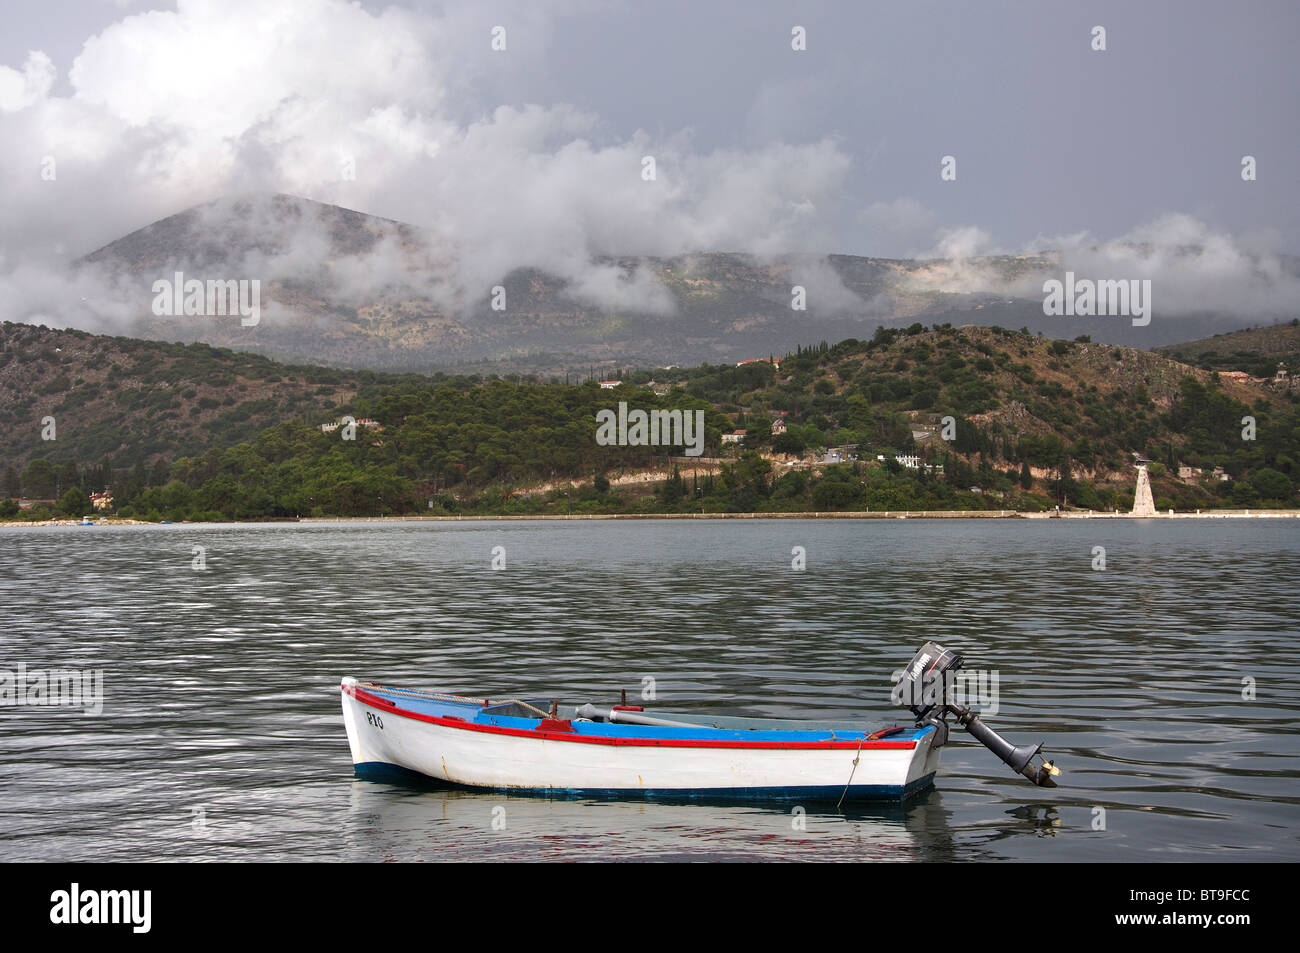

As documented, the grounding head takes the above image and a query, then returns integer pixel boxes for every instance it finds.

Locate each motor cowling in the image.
[893,641,1059,788]
[893,640,963,721]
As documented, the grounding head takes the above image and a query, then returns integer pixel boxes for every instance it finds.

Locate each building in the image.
[736,357,781,371]
[321,417,382,434]
[89,491,113,511]
[877,453,938,473]
[771,417,787,435]
[1177,466,1202,481]
[598,380,623,389]
[721,430,746,444]
[1220,370,1261,384]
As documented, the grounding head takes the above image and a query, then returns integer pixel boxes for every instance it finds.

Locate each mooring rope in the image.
[836,732,870,810]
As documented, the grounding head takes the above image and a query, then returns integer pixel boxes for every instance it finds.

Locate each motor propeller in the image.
[894,641,1061,788]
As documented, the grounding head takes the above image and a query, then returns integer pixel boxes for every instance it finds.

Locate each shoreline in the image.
[4,508,1299,528]
[303,509,1300,521]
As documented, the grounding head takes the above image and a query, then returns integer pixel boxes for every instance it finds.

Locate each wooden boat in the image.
[340,678,942,801]
[340,642,1059,802]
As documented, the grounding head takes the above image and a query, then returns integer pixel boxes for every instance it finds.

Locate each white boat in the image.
[339,642,1059,801]
[341,678,941,800]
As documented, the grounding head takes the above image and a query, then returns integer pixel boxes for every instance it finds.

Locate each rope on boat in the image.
[494,698,553,719]
[359,683,483,705]
[836,734,868,810]
[836,724,912,807]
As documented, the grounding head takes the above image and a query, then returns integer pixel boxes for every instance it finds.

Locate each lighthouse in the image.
[1131,464,1157,517]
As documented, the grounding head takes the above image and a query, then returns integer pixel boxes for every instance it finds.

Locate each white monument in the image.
[1131,464,1157,517]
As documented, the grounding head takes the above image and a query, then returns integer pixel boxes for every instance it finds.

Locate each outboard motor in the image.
[894,641,1060,788]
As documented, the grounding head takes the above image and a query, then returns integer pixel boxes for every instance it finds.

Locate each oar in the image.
[574,703,698,729]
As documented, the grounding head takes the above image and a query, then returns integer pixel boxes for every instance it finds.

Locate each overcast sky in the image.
[1,0,1297,325]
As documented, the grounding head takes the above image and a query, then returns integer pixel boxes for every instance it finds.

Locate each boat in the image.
[340,642,1059,802]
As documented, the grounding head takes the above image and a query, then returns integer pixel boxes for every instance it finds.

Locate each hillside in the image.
[63,194,1282,376]
[0,321,372,470]
[4,321,1296,520]
[1156,320,1300,377]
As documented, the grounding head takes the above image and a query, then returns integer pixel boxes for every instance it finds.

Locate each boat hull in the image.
[341,678,941,801]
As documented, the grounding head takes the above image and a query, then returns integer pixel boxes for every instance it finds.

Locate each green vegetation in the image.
[1157,319,1300,378]
[4,321,1299,521]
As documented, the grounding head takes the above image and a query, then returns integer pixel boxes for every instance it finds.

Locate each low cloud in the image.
[0,0,854,331]
[890,208,1300,319]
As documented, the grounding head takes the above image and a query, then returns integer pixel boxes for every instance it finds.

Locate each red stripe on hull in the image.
[345,684,919,751]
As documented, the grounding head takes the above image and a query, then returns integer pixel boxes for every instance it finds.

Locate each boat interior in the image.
[366,684,909,734]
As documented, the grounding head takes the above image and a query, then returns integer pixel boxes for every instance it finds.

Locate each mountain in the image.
[70,194,1284,375]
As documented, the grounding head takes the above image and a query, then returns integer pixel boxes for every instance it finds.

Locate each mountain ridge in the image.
[63,193,1289,375]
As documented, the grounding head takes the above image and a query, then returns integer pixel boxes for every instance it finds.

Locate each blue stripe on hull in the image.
[352,761,937,802]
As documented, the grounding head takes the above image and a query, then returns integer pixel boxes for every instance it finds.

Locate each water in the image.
[1,518,1296,861]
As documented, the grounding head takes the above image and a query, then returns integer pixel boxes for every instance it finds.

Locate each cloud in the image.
[3,1,1291,339]
[0,51,56,112]
[858,198,939,258]
[1051,214,1300,317]
[886,204,1300,318]
[0,0,855,330]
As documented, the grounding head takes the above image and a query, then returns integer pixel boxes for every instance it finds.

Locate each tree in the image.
[1250,468,1293,501]
[811,466,864,509]
[1019,460,1033,490]
[59,461,81,494]
[661,466,684,504]
[22,458,58,498]
[55,486,90,517]
[771,432,807,456]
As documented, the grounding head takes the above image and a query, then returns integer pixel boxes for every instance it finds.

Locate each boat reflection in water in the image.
[339,777,982,862]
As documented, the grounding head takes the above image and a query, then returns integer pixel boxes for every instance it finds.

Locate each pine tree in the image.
[663,465,683,504]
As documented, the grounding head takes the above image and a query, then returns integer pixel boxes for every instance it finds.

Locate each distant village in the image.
[587,355,1290,503]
